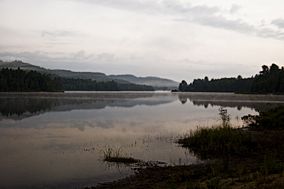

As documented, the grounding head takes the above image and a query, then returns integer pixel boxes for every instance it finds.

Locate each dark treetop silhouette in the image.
[179,63,284,94]
[0,68,154,92]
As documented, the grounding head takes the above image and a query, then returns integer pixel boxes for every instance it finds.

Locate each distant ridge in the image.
[109,74,178,89]
[0,60,178,89]
[0,60,46,72]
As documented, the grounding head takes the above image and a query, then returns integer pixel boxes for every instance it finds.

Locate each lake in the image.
[0,92,284,189]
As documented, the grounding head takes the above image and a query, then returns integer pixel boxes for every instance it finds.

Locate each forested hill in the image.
[0,68,154,92]
[178,63,284,94]
[0,68,61,92]
[109,74,178,89]
[0,60,177,89]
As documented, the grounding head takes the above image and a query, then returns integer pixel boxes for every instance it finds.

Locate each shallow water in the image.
[0,92,283,189]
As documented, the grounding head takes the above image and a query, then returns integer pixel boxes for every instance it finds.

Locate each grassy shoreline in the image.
[89,107,284,189]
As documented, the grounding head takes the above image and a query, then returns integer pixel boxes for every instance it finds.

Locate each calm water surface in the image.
[0,92,284,189]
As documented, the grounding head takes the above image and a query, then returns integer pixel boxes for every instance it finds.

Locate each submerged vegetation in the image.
[179,63,284,94]
[93,106,284,189]
[103,147,140,164]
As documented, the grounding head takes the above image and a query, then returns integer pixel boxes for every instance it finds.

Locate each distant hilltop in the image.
[0,60,178,89]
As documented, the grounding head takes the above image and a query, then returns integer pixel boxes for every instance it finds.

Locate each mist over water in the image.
[0,92,283,189]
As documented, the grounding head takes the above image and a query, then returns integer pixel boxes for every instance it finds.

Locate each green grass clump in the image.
[103,147,140,164]
[178,126,257,159]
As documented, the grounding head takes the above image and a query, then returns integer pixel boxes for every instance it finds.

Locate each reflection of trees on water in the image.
[178,93,284,112]
[0,98,54,117]
[178,95,187,104]
[0,93,175,119]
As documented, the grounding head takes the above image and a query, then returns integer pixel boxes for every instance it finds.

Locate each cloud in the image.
[73,0,220,16]
[71,0,284,41]
[72,0,161,13]
[191,15,254,33]
[230,4,241,14]
[0,51,139,74]
[271,18,284,29]
[258,28,284,40]
[41,30,80,38]
[0,51,113,65]
[179,15,284,40]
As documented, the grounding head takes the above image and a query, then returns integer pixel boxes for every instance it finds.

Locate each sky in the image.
[0,0,284,81]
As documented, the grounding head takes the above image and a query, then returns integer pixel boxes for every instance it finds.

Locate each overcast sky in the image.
[1,0,284,81]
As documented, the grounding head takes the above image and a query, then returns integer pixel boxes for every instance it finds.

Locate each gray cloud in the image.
[74,0,220,16]
[0,51,112,65]
[73,0,161,13]
[230,4,241,14]
[180,15,284,40]
[41,30,80,38]
[271,19,284,29]
[191,15,254,33]
[258,28,284,39]
[72,0,284,41]
[0,51,143,74]
[40,30,86,44]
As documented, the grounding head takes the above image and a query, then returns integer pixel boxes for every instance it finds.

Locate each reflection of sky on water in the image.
[0,92,283,189]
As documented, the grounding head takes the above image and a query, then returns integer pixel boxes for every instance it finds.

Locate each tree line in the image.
[178,63,284,94]
[0,68,61,92]
[0,68,154,92]
[61,78,154,91]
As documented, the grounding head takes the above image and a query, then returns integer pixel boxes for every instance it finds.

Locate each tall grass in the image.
[178,126,257,159]
[102,147,140,164]
[178,107,259,159]
[219,107,231,127]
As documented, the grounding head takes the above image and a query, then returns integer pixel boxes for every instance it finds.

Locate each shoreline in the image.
[89,107,284,189]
